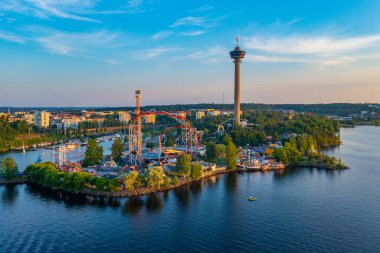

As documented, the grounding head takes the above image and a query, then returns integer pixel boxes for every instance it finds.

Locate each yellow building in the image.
[34,111,50,128]
[118,111,131,124]
[207,110,221,116]
[195,111,205,120]
[144,114,156,124]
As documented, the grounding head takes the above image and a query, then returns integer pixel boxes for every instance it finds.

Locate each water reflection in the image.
[273,167,344,181]
[225,173,238,191]
[173,184,191,207]
[1,185,19,204]
[190,181,203,197]
[123,197,144,215]
[146,193,162,212]
[207,175,219,186]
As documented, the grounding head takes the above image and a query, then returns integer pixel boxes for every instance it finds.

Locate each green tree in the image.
[94,177,108,191]
[111,138,123,162]
[124,171,140,191]
[72,172,90,190]
[0,157,18,180]
[83,138,103,167]
[190,162,203,179]
[163,176,171,188]
[284,142,302,162]
[172,176,179,186]
[206,142,217,162]
[273,148,289,163]
[176,153,191,176]
[107,178,121,192]
[224,135,238,170]
[147,167,165,189]
[165,132,175,146]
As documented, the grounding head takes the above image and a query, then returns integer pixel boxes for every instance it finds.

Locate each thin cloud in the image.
[0,0,100,22]
[178,30,206,37]
[152,30,174,40]
[190,5,213,13]
[241,32,380,66]
[178,46,228,63]
[0,30,25,43]
[244,34,380,55]
[139,47,177,58]
[246,54,308,63]
[170,16,213,28]
[34,29,121,56]
[104,59,121,64]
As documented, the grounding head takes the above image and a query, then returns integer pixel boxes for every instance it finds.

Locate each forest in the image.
[192,111,340,149]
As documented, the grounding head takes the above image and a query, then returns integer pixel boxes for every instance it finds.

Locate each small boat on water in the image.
[10,147,24,152]
[245,164,261,170]
[247,196,257,201]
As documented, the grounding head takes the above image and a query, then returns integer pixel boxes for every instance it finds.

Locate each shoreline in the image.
[0,163,347,198]
[0,176,29,186]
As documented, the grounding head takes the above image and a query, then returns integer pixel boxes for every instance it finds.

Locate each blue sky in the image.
[0,0,380,106]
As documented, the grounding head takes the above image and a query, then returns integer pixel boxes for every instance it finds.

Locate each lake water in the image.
[1,126,380,252]
[0,141,114,172]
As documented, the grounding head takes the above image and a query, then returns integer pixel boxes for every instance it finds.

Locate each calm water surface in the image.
[1,126,380,252]
[0,141,113,172]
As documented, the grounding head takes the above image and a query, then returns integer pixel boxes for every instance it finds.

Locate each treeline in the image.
[24,162,198,194]
[120,103,378,117]
[273,137,346,169]
[3,103,378,116]
[0,115,61,152]
[192,111,340,149]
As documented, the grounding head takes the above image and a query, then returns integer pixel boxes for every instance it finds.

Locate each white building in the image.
[34,111,50,128]
[62,117,85,130]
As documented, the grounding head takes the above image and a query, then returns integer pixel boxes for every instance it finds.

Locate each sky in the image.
[0,0,380,107]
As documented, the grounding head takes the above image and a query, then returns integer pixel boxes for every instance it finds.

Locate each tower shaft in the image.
[234,59,241,126]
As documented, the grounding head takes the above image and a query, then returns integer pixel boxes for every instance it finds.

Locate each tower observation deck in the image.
[229,37,246,126]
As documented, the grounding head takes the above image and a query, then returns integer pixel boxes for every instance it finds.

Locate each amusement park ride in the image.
[128,90,204,167]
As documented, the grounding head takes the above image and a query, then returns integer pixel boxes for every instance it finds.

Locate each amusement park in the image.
[19,40,290,196]
[33,87,285,196]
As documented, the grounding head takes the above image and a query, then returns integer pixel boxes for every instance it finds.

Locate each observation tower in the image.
[229,37,246,126]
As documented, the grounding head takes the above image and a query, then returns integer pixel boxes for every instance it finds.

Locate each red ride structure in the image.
[128,108,203,166]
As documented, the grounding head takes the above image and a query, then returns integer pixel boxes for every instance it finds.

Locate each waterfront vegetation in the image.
[0,157,18,180]
[193,111,345,169]
[193,111,340,148]
[111,138,123,163]
[24,162,121,192]
[224,135,238,170]
[83,139,103,167]
[0,115,62,153]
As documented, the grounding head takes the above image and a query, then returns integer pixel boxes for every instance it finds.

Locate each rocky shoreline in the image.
[0,162,347,198]
[0,176,29,186]
[4,168,229,198]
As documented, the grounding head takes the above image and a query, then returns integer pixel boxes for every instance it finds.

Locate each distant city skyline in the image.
[1,0,380,106]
